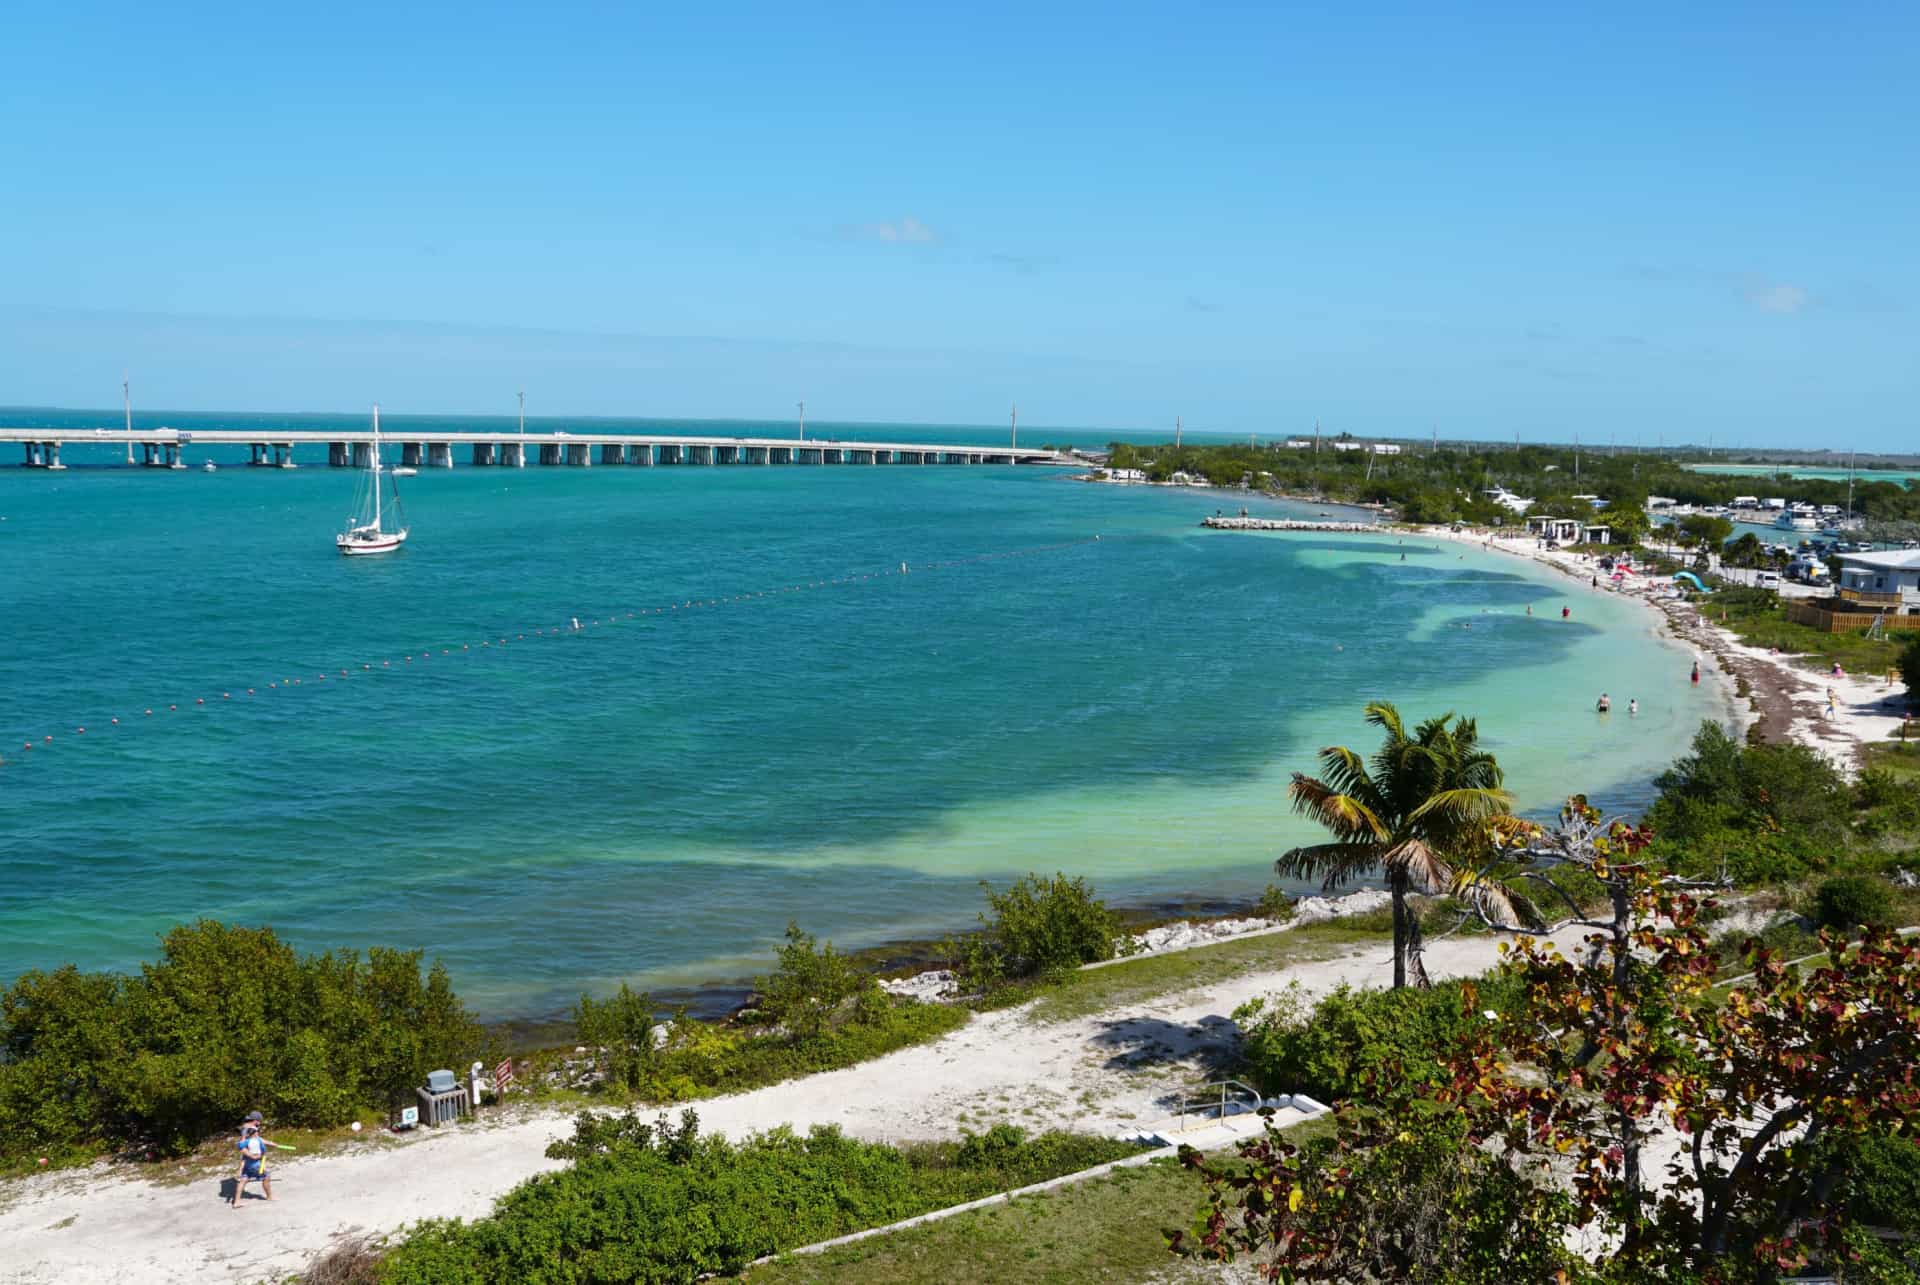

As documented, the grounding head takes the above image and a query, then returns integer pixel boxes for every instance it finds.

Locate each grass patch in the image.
[1024,914,1389,1024]
[1862,740,1920,782]
[737,1155,1197,1284]
[1709,587,1900,676]
[740,1113,1339,1284]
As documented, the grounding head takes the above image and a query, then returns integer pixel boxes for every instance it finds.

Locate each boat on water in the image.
[390,466,418,477]
[336,405,408,556]
[1773,509,1819,532]
[202,460,217,472]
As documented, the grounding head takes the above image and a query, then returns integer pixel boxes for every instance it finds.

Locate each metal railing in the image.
[1173,1079,1265,1129]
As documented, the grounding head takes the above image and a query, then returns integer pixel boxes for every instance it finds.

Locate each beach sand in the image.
[1444,527,1903,774]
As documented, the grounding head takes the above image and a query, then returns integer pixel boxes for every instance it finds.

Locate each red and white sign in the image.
[493,1057,515,1090]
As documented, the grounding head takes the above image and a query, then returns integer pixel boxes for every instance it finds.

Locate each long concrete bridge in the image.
[0,427,1076,471]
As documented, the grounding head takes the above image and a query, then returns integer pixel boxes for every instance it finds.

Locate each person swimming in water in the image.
[1629,698,1639,716]
[1596,693,1612,713]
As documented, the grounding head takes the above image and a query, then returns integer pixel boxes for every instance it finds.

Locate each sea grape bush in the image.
[1812,873,1896,932]
[1234,975,1521,1105]
[752,921,871,1039]
[947,871,1122,986]
[377,1110,1140,1284]
[0,920,480,1159]
[566,925,964,1106]
[1172,870,1920,1282]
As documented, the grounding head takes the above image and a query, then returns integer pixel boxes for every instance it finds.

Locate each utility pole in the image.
[1175,415,1182,449]
[798,401,806,442]
[1313,420,1321,457]
[122,371,133,464]
[1431,424,1438,454]
[1574,433,1580,483]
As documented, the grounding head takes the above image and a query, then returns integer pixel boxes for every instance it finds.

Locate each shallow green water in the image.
[0,412,1725,1017]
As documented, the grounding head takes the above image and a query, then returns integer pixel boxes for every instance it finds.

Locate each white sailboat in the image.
[336,405,409,555]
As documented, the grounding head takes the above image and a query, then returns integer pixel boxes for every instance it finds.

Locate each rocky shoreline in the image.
[879,888,1393,1002]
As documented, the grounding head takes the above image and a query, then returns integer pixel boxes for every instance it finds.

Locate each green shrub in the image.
[1255,884,1296,921]
[572,984,662,1094]
[1813,875,1896,932]
[0,921,480,1160]
[1647,721,1853,882]
[950,872,1121,984]
[376,1109,1141,1284]
[753,922,872,1040]
[1235,977,1518,1104]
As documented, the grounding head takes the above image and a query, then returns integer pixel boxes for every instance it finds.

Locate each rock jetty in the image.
[1201,516,1379,532]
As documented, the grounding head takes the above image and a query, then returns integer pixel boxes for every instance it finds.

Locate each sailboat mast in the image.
[372,405,382,530]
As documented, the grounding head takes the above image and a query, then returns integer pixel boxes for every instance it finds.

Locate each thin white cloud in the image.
[853,216,937,245]
[1747,282,1811,314]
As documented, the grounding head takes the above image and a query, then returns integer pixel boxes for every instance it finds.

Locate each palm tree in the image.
[1277,702,1516,988]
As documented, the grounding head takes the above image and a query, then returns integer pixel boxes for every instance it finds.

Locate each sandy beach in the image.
[1438,526,1904,775]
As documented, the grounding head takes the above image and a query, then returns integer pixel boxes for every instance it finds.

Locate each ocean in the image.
[0,411,1721,1019]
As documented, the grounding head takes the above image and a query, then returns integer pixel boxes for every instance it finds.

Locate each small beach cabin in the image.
[1582,524,1612,544]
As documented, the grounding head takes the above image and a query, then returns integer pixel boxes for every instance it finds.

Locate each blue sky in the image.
[1,2,1914,445]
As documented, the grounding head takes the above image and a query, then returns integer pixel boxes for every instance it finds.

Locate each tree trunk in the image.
[1390,868,1408,989]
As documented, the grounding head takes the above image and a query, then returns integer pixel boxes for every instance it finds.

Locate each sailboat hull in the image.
[337,531,407,556]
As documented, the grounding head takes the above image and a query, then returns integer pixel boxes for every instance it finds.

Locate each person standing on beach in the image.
[233,1113,276,1207]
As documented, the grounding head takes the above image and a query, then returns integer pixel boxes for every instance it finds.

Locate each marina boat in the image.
[336,405,408,556]
[1773,509,1819,532]
[202,460,217,472]
[390,466,418,477]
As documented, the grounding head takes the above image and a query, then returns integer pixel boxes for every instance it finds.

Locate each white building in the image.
[1331,440,1363,452]
[1369,443,1402,456]
[1481,486,1535,514]
[1525,516,1584,543]
[1283,439,1313,449]
[1104,468,1146,482]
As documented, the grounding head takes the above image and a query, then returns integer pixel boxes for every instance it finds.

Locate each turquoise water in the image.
[1687,462,1920,485]
[0,412,1725,1019]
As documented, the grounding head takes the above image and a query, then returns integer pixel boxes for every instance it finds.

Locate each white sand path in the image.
[0,926,1581,1285]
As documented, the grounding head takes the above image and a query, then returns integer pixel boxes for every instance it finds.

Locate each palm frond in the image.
[1275,841,1384,891]
[1408,786,1517,828]
[1381,837,1451,894]
[1287,773,1389,843]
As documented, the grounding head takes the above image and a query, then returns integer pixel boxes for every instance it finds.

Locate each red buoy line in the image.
[2,534,1111,768]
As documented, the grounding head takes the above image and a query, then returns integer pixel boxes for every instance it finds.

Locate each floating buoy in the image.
[44,734,52,741]
[197,698,205,704]
[145,709,153,716]
[168,704,177,711]
[111,718,119,725]
[22,743,29,751]
[76,727,84,734]
[223,692,230,699]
